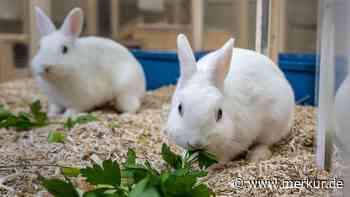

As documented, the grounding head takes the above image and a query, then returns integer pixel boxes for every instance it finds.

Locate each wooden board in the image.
[267,0,286,63]
[237,0,249,48]
[191,0,204,51]
[0,34,28,44]
[128,24,231,51]
[82,0,98,35]
[110,0,120,39]
[0,0,50,83]
[255,0,269,54]
[0,43,27,83]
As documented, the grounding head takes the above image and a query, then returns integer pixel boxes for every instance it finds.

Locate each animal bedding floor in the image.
[0,80,331,197]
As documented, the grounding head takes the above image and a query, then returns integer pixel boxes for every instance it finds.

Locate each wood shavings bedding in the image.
[0,79,331,196]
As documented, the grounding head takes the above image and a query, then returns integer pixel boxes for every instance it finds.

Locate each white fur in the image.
[166,34,295,162]
[335,75,350,152]
[31,7,145,117]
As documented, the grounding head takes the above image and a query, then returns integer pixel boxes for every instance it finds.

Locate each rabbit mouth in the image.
[44,65,54,73]
[187,142,207,151]
[38,65,55,77]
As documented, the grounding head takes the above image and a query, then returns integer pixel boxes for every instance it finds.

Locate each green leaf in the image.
[0,101,49,131]
[30,100,48,126]
[17,112,33,129]
[83,189,108,197]
[123,160,159,189]
[189,170,208,178]
[3,113,33,131]
[191,184,215,197]
[123,167,150,183]
[42,179,80,197]
[0,105,13,121]
[81,160,121,186]
[40,145,216,197]
[160,171,170,184]
[125,149,136,167]
[162,173,197,196]
[171,168,207,179]
[29,100,42,115]
[64,114,97,130]
[64,118,75,130]
[83,188,126,197]
[108,122,119,129]
[186,150,218,169]
[129,177,160,197]
[48,131,66,144]
[196,151,218,169]
[74,114,98,124]
[144,161,159,176]
[61,167,80,177]
[161,144,182,169]
[172,168,189,176]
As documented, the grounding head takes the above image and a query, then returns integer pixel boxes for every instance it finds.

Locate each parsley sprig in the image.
[0,101,49,131]
[42,144,218,197]
[1,101,219,196]
[0,100,97,143]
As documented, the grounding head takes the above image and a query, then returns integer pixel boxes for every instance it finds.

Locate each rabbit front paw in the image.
[48,103,64,117]
[247,145,272,162]
[116,95,141,113]
[63,108,82,117]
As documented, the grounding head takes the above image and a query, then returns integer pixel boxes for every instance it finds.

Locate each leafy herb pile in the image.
[0,101,49,131]
[42,144,218,197]
[0,100,97,143]
[1,100,218,196]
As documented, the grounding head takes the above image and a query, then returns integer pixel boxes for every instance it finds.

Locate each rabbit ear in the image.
[207,38,235,90]
[60,8,84,39]
[35,6,56,37]
[177,34,197,88]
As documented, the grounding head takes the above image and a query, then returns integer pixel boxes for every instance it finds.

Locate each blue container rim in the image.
[278,53,316,62]
[132,50,317,73]
[131,49,208,61]
[278,53,316,73]
[279,61,316,73]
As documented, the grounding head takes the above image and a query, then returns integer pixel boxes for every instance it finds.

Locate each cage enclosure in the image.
[0,1,338,196]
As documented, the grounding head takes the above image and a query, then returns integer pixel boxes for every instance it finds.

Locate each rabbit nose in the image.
[188,140,204,150]
[43,65,52,73]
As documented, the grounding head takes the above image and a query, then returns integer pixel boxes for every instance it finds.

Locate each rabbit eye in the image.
[178,103,183,117]
[62,45,68,54]
[216,108,223,122]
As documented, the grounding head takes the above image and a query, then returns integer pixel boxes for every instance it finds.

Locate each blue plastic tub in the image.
[278,53,316,105]
[132,50,317,106]
[132,50,207,90]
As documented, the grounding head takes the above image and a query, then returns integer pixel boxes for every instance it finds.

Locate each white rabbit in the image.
[31,7,146,117]
[335,73,350,152]
[165,34,295,162]
[334,72,350,197]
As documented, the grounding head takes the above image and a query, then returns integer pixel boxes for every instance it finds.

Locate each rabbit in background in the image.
[31,7,146,117]
[165,34,295,163]
[335,70,350,152]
